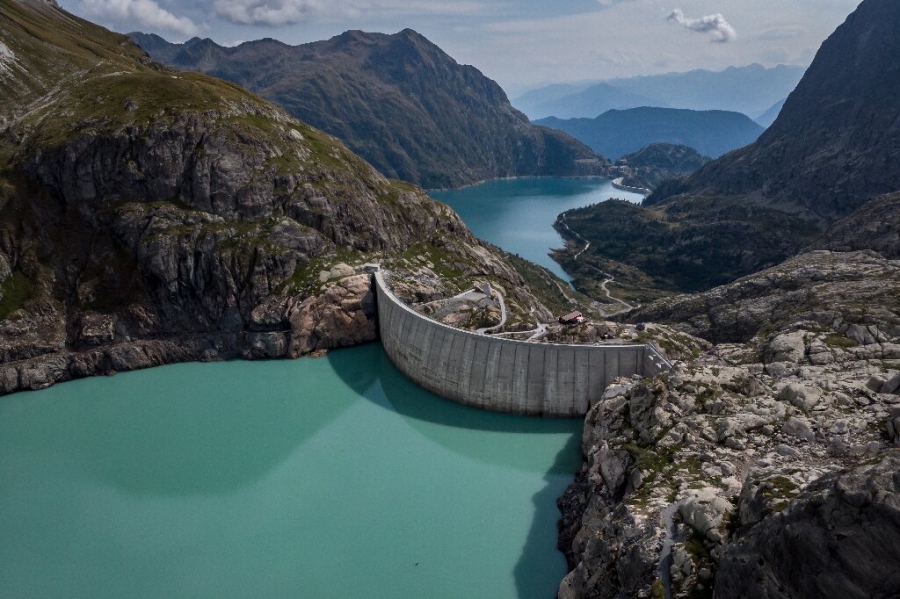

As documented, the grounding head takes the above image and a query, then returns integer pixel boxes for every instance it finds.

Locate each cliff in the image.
[0,0,552,393]
[130,30,608,189]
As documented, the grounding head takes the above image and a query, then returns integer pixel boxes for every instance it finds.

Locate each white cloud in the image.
[80,0,199,36]
[212,0,488,26]
[668,8,736,43]
[213,0,323,25]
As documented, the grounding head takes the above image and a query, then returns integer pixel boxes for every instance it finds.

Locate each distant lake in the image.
[431,178,644,281]
[0,344,581,598]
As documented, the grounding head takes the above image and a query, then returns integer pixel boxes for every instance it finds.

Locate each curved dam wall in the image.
[374,270,671,417]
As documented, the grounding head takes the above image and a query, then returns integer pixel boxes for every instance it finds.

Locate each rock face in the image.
[129,30,608,189]
[555,0,900,293]
[715,452,900,599]
[0,0,552,394]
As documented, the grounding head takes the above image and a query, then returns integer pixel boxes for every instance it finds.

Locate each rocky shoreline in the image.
[0,271,380,395]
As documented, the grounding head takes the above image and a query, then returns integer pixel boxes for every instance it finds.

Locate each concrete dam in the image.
[374,270,671,417]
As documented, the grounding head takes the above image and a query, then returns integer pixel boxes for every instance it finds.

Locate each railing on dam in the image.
[374,269,671,417]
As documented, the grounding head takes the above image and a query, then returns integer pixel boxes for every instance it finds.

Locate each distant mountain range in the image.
[130,30,607,189]
[514,64,806,120]
[515,82,666,120]
[536,107,764,160]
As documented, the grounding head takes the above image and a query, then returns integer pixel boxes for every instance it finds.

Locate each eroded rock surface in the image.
[558,299,900,598]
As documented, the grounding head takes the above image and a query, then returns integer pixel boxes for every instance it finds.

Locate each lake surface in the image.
[431,178,644,281]
[0,344,581,598]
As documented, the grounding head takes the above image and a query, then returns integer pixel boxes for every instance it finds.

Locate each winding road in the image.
[557,215,637,317]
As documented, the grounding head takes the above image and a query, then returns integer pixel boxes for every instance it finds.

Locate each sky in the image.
[57,0,863,96]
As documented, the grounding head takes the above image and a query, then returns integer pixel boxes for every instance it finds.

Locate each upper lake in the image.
[431,178,644,281]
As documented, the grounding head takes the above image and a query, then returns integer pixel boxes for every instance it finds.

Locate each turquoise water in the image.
[0,344,581,598]
[431,178,644,281]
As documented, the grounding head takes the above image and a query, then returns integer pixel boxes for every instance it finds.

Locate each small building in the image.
[559,310,587,325]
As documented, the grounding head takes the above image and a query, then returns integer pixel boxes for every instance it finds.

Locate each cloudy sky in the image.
[58,0,862,95]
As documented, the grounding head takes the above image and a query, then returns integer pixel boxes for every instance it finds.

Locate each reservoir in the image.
[431,178,644,281]
[0,344,581,598]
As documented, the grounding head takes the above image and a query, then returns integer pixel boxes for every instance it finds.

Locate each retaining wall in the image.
[374,270,670,417]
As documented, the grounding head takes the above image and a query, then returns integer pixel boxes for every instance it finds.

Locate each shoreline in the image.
[611,177,651,196]
[425,173,615,193]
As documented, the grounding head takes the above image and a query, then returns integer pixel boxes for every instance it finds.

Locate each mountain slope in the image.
[813,192,900,259]
[537,107,763,160]
[130,31,607,189]
[555,0,900,293]
[0,0,554,393]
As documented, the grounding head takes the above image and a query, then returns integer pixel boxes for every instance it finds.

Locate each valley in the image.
[1,0,899,598]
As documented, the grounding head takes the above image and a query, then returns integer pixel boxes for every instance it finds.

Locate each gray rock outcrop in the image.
[715,451,900,599]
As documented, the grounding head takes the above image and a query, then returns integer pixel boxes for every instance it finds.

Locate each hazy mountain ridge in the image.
[130,30,608,189]
[515,81,666,120]
[537,107,763,160]
[515,64,805,120]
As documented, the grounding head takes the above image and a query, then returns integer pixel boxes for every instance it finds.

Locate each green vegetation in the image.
[504,252,593,317]
[556,196,823,294]
[823,333,859,348]
[26,71,265,148]
[0,271,36,321]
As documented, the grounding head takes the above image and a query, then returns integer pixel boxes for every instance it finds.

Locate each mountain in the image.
[0,0,554,393]
[555,0,900,292]
[537,107,764,160]
[129,31,607,189]
[514,82,665,120]
[754,98,786,128]
[615,143,709,191]
[515,64,805,120]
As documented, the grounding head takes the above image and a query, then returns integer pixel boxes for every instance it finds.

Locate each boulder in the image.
[768,332,806,363]
[678,487,734,542]
[782,416,816,443]
[777,383,822,412]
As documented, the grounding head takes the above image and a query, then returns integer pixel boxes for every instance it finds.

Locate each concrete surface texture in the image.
[374,271,670,417]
